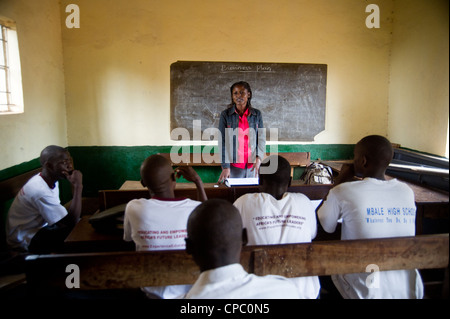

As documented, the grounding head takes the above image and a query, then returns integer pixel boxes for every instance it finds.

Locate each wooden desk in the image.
[65,168,448,253]
[98,182,236,210]
[100,181,330,210]
[64,181,332,253]
[321,160,449,204]
[120,180,218,190]
[64,215,135,253]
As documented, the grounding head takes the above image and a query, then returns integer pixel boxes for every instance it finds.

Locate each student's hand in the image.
[176,166,207,202]
[218,168,230,183]
[175,166,201,184]
[340,163,355,176]
[334,163,355,185]
[64,170,83,188]
[63,170,83,224]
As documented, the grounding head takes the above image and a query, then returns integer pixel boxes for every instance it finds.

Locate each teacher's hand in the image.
[250,157,262,177]
[218,168,230,183]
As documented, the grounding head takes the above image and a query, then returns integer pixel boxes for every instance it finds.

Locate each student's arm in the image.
[315,163,357,212]
[56,170,83,228]
[175,166,208,202]
[333,163,357,186]
[316,163,361,234]
[315,163,357,237]
[316,190,340,234]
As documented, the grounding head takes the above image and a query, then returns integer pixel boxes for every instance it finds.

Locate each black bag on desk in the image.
[88,203,127,234]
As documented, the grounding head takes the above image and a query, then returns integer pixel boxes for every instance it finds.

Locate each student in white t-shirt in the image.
[317,135,424,299]
[7,145,83,254]
[184,198,301,299]
[123,154,207,298]
[233,155,320,299]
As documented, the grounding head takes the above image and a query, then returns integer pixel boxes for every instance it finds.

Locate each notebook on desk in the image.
[89,203,127,234]
[224,177,259,187]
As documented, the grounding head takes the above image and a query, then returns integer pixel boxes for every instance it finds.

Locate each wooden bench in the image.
[26,234,449,298]
[0,168,42,204]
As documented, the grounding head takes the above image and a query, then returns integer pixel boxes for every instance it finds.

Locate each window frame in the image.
[0,16,24,115]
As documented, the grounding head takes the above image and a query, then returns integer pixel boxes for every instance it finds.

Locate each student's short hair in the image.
[259,155,291,186]
[229,81,253,108]
[187,198,243,253]
[40,145,67,166]
[358,135,394,167]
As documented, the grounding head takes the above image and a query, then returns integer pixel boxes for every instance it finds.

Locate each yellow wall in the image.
[1,0,449,171]
[60,0,395,146]
[388,0,449,156]
[0,0,67,170]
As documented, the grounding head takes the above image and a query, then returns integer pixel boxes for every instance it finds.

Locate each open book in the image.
[224,177,259,187]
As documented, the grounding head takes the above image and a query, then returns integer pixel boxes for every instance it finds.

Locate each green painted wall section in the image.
[1,144,356,198]
[66,144,355,197]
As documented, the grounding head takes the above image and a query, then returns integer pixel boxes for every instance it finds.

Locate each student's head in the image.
[140,154,175,193]
[40,145,73,180]
[259,155,291,191]
[185,198,247,272]
[353,135,394,177]
[229,81,252,108]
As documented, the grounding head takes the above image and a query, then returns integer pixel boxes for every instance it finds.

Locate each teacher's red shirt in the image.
[232,108,253,169]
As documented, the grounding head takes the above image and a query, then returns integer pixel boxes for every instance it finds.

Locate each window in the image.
[0,16,23,114]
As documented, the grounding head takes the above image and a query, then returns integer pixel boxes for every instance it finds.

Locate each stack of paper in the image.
[224,177,259,187]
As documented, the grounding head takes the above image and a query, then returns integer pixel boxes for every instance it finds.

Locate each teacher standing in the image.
[218,81,266,183]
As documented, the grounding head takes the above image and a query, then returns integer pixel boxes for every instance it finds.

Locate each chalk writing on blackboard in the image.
[220,64,274,73]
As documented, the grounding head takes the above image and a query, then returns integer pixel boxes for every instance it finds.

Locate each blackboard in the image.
[170,61,327,141]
